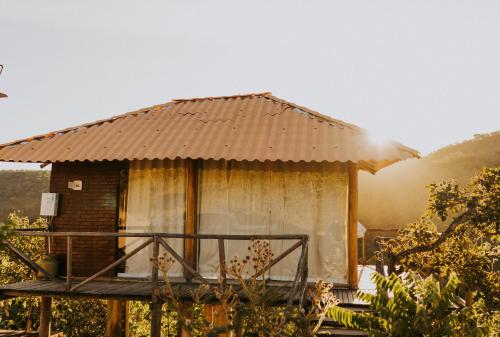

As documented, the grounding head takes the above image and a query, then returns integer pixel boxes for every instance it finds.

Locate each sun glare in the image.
[367,131,393,148]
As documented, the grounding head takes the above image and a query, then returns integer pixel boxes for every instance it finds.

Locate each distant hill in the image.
[359,131,500,231]
[0,170,50,222]
[358,131,500,260]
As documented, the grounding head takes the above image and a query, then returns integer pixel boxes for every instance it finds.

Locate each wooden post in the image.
[465,290,473,307]
[204,304,229,337]
[218,238,226,287]
[66,236,72,291]
[184,159,198,280]
[151,236,162,337]
[125,301,130,337]
[106,300,126,337]
[348,163,359,288]
[118,166,129,254]
[176,302,191,337]
[362,236,366,266]
[39,297,52,337]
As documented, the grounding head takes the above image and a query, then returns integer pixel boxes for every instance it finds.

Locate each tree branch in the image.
[392,212,470,260]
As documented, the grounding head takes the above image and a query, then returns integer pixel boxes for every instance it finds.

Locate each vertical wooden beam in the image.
[66,236,73,291]
[218,238,226,287]
[151,236,162,337]
[465,290,473,307]
[118,166,129,255]
[106,300,125,337]
[176,302,191,337]
[362,236,366,266]
[124,301,130,337]
[204,304,229,337]
[184,159,198,280]
[348,162,359,288]
[39,297,52,337]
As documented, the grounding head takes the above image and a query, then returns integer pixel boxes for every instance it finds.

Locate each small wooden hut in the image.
[0,93,419,336]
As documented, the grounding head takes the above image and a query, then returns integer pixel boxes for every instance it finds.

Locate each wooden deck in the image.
[0,265,380,307]
[0,278,367,307]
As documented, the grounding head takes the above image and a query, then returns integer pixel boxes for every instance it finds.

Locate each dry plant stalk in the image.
[151,240,338,337]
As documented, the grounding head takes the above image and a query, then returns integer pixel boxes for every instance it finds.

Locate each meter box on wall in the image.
[40,193,59,216]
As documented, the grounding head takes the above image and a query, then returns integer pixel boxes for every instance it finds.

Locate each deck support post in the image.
[348,163,359,288]
[151,301,162,337]
[106,300,126,337]
[38,297,52,337]
[204,304,229,337]
[151,236,162,337]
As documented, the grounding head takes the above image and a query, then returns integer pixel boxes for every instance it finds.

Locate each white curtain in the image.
[123,159,186,277]
[198,160,349,284]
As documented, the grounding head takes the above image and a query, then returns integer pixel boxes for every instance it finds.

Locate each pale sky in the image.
[0,0,499,170]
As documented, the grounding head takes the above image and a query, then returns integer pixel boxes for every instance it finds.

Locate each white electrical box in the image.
[40,193,59,216]
[68,180,82,191]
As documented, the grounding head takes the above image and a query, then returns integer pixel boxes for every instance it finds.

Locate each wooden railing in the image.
[3,231,309,305]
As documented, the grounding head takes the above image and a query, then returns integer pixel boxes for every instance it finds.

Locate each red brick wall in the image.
[50,161,121,277]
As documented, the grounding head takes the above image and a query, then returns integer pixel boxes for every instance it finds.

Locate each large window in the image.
[122,159,349,283]
[198,160,349,284]
[123,159,186,277]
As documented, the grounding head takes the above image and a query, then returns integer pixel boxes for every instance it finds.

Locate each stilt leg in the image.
[204,304,229,337]
[39,297,52,337]
[151,301,162,337]
[107,300,126,337]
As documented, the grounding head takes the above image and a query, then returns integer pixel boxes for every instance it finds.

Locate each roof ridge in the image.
[263,94,363,131]
[172,92,272,102]
[264,95,419,156]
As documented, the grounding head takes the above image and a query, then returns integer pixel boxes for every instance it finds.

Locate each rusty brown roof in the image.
[0,92,7,98]
[0,92,419,172]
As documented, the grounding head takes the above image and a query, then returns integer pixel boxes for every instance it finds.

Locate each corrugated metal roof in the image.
[0,93,419,172]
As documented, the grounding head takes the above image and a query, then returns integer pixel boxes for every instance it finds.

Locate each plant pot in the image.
[36,254,59,279]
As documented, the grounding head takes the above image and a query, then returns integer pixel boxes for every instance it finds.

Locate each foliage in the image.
[0,212,47,284]
[128,300,181,337]
[0,213,46,331]
[51,299,107,337]
[153,240,338,337]
[0,170,50,222]
[0,212,108,335]
[359,131,500,258]
[328,272,498,337]
[379,167,499,307]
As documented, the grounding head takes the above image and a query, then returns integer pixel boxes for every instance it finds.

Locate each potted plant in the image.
[37,253,59,279]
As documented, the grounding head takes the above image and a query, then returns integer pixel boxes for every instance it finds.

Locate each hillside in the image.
[359,131,500,231]
[0,170,50,221]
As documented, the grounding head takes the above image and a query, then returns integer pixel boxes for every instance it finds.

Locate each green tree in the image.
[380,167,499,307]
[328,272,498,337]
[0,213,107,336]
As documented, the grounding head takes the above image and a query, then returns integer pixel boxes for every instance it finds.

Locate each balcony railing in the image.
[2,231,309,306]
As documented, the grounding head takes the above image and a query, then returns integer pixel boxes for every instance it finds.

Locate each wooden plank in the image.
[254,240,303,278]
[218,238,226,287]
[71,238,153,292]
[348,163,359,288]
[0,280,368,307]
[184,159,198,280]
[158,238,209,285]
[287,240,308,306]
[14,231,307,241]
